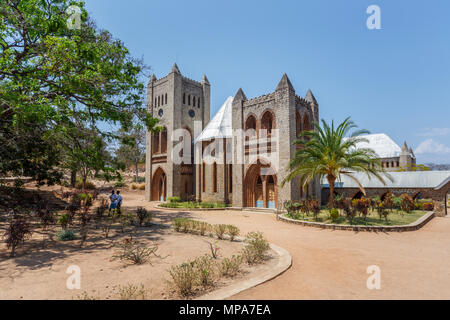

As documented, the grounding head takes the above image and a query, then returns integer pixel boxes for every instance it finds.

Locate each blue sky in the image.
[84,0,450,164]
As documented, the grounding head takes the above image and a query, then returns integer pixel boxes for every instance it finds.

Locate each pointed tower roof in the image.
[171,63,181,74]
[402,141,409,152]
[149,74,157,84]
[305,89,317,104]
[276,73,295,91]
[202,74,210,85]
[233,88,247,102]
[195,97,233,143]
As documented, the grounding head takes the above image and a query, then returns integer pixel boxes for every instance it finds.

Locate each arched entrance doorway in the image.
[151,167,167,201]
[244,162,278,209]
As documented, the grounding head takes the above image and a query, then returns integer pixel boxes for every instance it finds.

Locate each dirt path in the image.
[123,190,450,300]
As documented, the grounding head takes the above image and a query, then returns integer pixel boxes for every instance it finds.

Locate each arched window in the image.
[161,128,167,154]
[198,97,201,109]
[303,115,311,131]
[213,162,217,193]
[245,115,257,131]
[165,93,167,105]
[155,98,157,107]
[183,93,186,104]
[152,132,160,154]
[261,111,275,136]
[158,96,161,107]
[188,95,191,106]
[193,97,196,107]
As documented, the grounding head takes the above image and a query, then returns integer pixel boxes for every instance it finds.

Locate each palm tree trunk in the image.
[328,175,336,208]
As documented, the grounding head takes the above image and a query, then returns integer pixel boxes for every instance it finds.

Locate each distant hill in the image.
[426,163,450,171]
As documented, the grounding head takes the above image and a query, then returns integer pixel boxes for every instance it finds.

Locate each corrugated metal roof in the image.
[322,171,450,190]
[195,96,233,143]
[347,133,402,159]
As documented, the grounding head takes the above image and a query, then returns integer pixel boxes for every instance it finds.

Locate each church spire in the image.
[276,73,295,92]
[171,63,181,75]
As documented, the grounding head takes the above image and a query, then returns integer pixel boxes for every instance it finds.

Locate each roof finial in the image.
[171,63,181,74]
[202,74,210,85]
[276,73,295,92]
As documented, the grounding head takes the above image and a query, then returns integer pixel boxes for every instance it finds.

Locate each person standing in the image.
[109,190,118,215]
[116,190,123,215]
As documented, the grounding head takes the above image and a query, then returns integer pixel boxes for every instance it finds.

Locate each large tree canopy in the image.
[0,0,157,183]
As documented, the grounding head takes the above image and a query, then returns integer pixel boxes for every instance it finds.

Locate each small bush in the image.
[58,213,71,230]
[118,284,147,300]
[75,179,96,190]
[329,208,340,221]
[3,216,33,257]
[168,196,181,203]
[57,229,77,241]
[136,207,151,226]
[130,183,138,190]
[198,222,210,236]
[169,261,196,297]
[219,255,243,277]
[242,232,270,265]
[193,255,215,287]
[400,194,415,213]
[214,224,227,240]
[112,239,159,265]
[422,202,434,211]
[138,183,146,190]
[226,225,240,241]
[160,202,180,208]
[173,218,185,232]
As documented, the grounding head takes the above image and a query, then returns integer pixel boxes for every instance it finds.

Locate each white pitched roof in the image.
[322,171,450,190]
[348,133,402,159]
[195,96,233,143]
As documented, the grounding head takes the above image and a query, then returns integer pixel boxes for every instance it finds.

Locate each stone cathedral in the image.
[145,63,321,209]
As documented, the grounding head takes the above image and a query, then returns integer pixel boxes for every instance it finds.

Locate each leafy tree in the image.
[116,123,146,182]
[282,117,392,208]
[0,0,158,183]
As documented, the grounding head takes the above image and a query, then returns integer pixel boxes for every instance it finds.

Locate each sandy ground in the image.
[120,190,450,300]
[0,188,278,300]
[2,186,449,300]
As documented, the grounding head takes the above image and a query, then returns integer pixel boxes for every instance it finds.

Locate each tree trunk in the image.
[70,170,77,188]
[135,160,139,183]
[327,175,336,208]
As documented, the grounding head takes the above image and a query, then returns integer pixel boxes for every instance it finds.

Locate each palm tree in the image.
[282,117,391,207]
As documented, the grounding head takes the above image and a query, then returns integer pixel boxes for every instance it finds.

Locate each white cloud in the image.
[417,128,450,137]
[415,139,450,155]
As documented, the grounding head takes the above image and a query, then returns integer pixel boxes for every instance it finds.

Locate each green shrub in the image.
[193,255,215,287]
[422,202,434,211]
[400,194,415,213]
[75,179,96,190]
[226,225,240,241]
[214,224,227,240]
[58,213,71,230]
[57,229,77,241]
[169,261,196,297]
[219,255,243,277]
[173,218,185,232]
[136,207,151,226]
[118,284,147,300]
[329,208,340,221]
[242,232,270,265]
[160,202,179,208]
[198,222,210,236]
[112,240,159,265]
[168,196,181,203]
